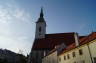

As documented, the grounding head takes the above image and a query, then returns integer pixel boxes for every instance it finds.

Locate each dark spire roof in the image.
[36,8,46,23]
[40,7,43,18]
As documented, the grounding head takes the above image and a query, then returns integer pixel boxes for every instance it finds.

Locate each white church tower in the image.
[35,8,46,39]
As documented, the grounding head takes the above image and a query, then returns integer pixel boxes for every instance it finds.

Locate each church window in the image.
[39,27,41,32]
[79,49,83,55]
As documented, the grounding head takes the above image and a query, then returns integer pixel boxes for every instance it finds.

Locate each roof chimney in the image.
[74,32,79,46]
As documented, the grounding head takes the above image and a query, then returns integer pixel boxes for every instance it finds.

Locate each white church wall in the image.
[35,22,46,39]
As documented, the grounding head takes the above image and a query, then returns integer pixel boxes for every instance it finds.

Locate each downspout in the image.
[87,44,93,63]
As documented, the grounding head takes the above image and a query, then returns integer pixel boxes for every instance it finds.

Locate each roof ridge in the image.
[46,32,75,35]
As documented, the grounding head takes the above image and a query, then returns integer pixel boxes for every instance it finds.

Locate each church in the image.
[28,8,82,63]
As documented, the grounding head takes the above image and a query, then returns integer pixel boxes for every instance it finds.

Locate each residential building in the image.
[58,32,96,63]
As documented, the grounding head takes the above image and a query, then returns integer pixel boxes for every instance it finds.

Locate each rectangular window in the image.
[72,52,76,57]
[67,54,70,59]
[79,49,83,55]
[59,57,61,62]
[64,56,66,60]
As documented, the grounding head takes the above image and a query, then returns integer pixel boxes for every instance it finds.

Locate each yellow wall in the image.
[58,39,96,63]
[42,51,58,63]
[89,39,96,62]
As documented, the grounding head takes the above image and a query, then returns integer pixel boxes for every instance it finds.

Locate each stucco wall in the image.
[89,39,96,62]
[58,44,93,63]
[35,22,46,39]
[42,51,58,63]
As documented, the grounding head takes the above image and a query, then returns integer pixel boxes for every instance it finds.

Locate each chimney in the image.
[74,32,79,46]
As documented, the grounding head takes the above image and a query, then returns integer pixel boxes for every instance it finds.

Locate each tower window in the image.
[39,27,41,32]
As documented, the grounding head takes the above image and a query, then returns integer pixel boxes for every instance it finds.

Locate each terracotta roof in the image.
[80,32,96,45]
[59,32,96,56]
[32,32,75,50]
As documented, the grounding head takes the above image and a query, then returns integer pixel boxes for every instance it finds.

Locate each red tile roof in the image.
[32,32,75,50]
[80,32,96,45]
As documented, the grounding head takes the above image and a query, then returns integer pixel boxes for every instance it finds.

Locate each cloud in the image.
[0,6,11,23]
[0,1,33,55]
[13,8,31,23]
[0,3,31,23]
[0,35,32,55]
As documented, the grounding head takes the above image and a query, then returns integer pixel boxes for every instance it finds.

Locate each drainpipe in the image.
[87,44,93,63]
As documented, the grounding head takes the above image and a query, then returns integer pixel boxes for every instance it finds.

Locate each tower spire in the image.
[40,7,44,17]
[35,7,46,39]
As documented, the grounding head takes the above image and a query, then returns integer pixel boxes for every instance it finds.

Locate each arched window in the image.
[39,27,41,32]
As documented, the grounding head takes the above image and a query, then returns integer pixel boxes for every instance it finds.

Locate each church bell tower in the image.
[35,8,46,39]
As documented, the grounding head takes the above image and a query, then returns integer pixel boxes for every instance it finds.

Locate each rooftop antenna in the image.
[90,24,95,33]
[88,24,94,35]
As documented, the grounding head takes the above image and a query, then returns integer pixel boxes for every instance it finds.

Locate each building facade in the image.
[58,32,96,63]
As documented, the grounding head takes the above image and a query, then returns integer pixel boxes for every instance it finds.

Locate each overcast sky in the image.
[0,0,96,55]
